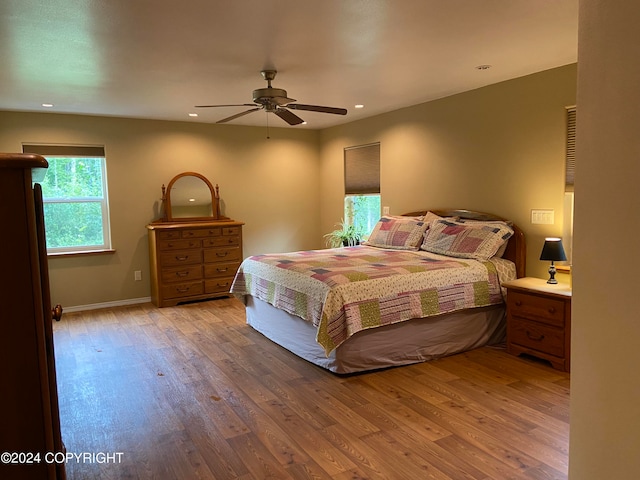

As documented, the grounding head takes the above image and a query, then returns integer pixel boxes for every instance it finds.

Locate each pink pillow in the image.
[421,219,513,260]
[364,216,429,250]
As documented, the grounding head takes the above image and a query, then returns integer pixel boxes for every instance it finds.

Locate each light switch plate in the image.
[383,206,390,215]
[531,209,555,225]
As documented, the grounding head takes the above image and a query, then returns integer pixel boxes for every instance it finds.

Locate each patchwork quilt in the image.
[231,245,515,355]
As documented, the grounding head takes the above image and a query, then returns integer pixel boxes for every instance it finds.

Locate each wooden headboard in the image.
[403,208,526,278]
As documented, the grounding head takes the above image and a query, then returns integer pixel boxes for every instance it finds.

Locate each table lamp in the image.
[540,237,567,284]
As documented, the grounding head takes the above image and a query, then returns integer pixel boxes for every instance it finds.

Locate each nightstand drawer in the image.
[510,318,565,357]
[508,291,566,327]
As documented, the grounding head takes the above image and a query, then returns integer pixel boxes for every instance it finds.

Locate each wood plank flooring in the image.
[53,298,569,479]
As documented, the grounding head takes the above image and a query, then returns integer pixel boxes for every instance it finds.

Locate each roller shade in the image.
[565,107,576,192]
[23,144,105,157]
[344,143,380,195]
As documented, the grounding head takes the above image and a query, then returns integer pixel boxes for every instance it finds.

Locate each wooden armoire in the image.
[0,153,66,479]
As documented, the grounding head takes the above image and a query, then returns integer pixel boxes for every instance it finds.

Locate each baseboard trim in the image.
[61,297,152,313]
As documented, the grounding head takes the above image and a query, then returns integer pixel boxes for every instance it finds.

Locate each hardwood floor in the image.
[53,298,569,479]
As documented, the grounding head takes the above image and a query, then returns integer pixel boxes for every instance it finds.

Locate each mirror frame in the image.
[163,172,224,222]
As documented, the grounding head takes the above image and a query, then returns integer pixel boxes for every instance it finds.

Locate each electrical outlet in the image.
[383,206,390,215]
[134,270,142,281]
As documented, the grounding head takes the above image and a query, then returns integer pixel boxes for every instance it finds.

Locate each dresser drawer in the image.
[158,238,201,250]
[507,291,566,327]
[204,261,241,278]
[205,278,234,294]
[181,227,222,238]
[158,230,182,241]
[204,246,242,263]
[161,265,203,283]
[161,281,204,300]
[160,249,203,267]
[222,226,241,236]
[203,235,240,248]
[509,318,565,358]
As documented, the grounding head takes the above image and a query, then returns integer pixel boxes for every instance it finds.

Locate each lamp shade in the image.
[540,237,567,262]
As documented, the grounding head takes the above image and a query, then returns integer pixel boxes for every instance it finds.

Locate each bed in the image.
[230,209,526,374]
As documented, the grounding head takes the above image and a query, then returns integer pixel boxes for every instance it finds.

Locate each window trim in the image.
[22,144,113,255]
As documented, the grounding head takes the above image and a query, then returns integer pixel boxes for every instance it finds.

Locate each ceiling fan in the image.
[195,70,348,125]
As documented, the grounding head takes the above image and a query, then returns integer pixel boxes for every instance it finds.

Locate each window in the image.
[22,144,112,254]
[344,143,381,238]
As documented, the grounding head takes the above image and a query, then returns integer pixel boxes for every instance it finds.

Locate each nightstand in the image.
[503,277,571,372]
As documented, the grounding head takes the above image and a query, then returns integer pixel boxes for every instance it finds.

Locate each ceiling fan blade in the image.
[287,103,347,115]
[216,107,262,123]
[274,108,304,125]
[195,103,257,108]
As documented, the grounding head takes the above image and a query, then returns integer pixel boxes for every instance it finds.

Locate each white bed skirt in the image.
[245,296,506,374]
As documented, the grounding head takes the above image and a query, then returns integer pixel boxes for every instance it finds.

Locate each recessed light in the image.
[188,113,198,117]
[42,103,54,108]
[475,65,492,70]
[355,104,364,109]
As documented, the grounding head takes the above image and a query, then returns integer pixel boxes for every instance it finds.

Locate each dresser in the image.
[0,154,66,479]
[503,277,571,372]
[147,220,244,307]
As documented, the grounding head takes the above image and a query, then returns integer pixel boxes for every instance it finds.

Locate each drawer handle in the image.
[175,255,189,261]
[217,268,229,272]
[216,252,229,257]
[184,232,194,237]
[526,331,545,342]
[175,271,190,277]
[177,286,191,293]
[515,300,522,306]
[217,282,229,287]
[548,307,556,314]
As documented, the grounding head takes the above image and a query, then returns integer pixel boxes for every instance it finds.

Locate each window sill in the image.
[48,248,116,258]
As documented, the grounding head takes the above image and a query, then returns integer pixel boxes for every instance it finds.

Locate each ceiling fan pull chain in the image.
[266,111,270,139]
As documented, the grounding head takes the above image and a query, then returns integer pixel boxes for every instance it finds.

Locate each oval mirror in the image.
[164,172,219,221]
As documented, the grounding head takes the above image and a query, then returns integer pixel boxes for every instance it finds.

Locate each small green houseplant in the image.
[324,220,366,247]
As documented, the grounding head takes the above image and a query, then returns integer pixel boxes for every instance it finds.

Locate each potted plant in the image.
[324,220,366,247]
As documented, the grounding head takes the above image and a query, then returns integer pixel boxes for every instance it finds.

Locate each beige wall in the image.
[570,1,640,478]
[320,64,577,280]
[0,112,321,308]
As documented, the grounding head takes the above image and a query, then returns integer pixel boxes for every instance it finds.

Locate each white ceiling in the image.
[0,0,578,130]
